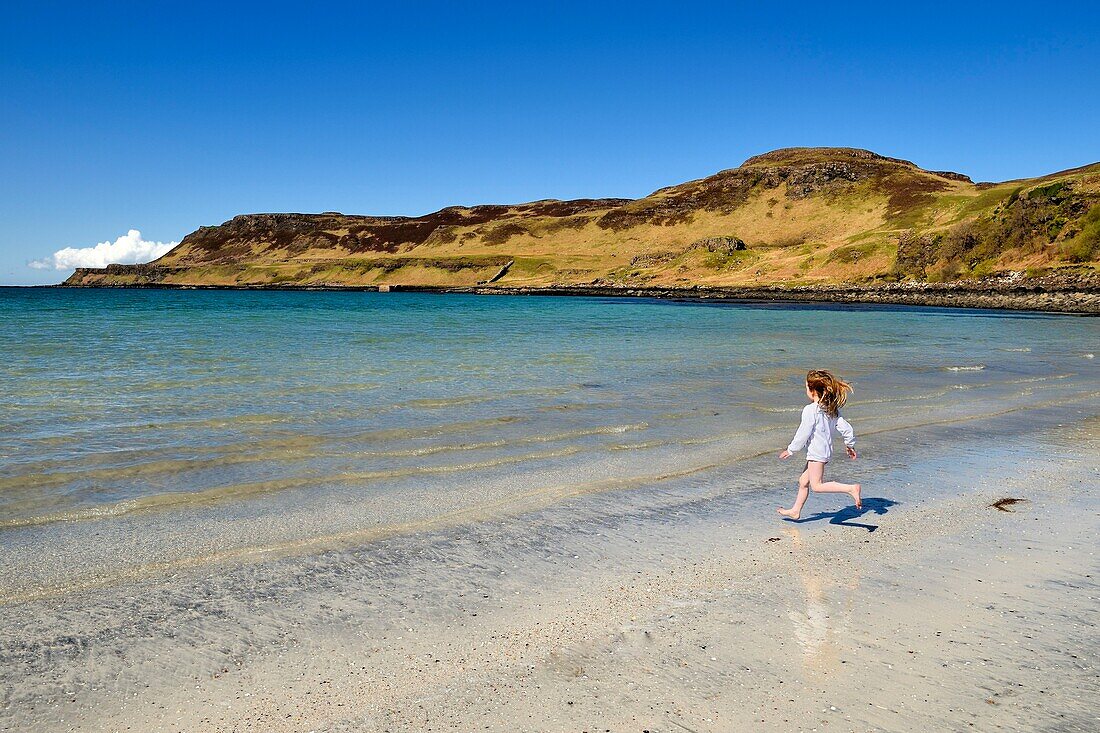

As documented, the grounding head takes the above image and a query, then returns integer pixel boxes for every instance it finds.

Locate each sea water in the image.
[0,288,1096,729]
[0,289,1097,588]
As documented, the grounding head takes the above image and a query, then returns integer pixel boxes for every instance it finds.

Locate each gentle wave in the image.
[610,424,787,452]
[0,421,648,500]
[0,456,738,605]
[395,386,573,410]
[8,385,577,447]
[359,422,648,457]
[8,390,1098,605]
[0,415,531,479]
[0,446,587,530]
[0,454,294,493]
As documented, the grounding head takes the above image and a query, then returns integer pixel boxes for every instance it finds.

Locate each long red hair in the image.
[806,369,852,417]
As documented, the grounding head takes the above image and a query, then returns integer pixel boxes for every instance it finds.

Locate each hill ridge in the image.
[63,147,1100,292]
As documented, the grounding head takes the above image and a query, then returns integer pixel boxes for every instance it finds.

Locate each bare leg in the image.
[805,461,861,509]
[778,466,811,519]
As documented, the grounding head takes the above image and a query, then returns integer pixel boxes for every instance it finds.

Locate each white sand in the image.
[63,438,1098,733]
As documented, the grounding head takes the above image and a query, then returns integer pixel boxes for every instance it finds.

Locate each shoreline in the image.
[45,276,1100,314]
[11,422,1096,733]
[2,289,1096,732]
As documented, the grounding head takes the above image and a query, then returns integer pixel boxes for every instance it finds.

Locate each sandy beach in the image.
[4,417,1097,732]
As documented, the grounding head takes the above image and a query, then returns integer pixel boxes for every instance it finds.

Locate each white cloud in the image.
[29,230,178,270]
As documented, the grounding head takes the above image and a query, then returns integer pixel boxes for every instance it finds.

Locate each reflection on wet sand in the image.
[783,526,860,672]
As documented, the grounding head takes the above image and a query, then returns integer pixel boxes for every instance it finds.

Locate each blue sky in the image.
[2,1,1098,285]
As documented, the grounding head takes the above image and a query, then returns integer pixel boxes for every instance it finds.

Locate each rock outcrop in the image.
[690,236,746,253]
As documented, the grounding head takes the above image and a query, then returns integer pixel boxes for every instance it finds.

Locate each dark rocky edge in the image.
[402,271,1099,314]
[58,269,1100,314]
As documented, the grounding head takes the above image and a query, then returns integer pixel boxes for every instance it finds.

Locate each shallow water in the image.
[0,290,1097,587]
[0,289,1097,730]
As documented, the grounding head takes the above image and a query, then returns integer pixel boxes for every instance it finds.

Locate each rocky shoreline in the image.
[401,272,1100,313]
[55,271,1100,313]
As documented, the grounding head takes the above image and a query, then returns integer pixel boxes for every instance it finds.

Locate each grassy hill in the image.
[63,147,1100,289]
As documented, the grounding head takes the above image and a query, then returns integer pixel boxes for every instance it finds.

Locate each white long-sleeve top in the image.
[787,402,855,463]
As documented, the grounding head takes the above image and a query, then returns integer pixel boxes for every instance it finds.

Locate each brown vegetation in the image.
[990,498,1028,512]
[67,147,1099,291]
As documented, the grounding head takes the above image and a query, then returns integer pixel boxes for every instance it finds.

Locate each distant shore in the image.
[54,272,1100,313]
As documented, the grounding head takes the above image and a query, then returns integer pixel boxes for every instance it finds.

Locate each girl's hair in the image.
[806,369,852,417]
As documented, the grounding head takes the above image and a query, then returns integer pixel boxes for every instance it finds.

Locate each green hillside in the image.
[63,148,1100,289]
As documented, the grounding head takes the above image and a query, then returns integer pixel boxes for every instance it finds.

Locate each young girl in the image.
[777,370,861,519]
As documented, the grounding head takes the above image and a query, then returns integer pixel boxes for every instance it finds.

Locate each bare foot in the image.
[850,483,862,510]
[777,507,801,520]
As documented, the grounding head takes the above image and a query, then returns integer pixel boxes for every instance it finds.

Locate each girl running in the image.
[777,370,861,519]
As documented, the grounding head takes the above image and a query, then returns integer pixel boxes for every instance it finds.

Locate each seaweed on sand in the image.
[990,497,1029,512]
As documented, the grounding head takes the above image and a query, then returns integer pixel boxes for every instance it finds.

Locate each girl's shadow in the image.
[782,497,898,532]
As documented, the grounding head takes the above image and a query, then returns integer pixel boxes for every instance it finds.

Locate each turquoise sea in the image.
[0,288,1096,729]
[1,289,1097,560]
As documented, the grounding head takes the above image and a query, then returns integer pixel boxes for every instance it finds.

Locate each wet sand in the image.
[5,418,1096,733]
